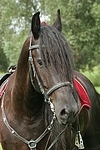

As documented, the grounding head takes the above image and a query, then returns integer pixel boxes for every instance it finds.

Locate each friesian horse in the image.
[0,10,80,150]
[0,10,100,150]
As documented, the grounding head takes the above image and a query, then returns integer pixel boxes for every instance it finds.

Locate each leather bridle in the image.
[28,36,73,104]
[28,35,84,150]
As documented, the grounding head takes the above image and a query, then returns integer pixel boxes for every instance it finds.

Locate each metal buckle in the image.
[28,140,37,149]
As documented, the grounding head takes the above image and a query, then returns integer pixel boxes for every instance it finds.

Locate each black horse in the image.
[0,10,100,150]
[0,10,80,150]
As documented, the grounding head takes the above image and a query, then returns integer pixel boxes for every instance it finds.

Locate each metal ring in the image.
[28,140,37,149]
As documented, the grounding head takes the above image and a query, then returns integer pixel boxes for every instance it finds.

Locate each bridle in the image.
[1,35,84,150]
[28,35,73,104]
[27,35,73,149]
[28,35,84,150]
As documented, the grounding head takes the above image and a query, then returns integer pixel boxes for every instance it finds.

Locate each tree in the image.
[0,48,8,72]
[0,0,100,71]
[40,0,100,70]
[0,0,38,67]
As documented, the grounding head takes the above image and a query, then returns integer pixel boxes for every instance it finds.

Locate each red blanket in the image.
[73,78,91,110]
[0,80,8,98]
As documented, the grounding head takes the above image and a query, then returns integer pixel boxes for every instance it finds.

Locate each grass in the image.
[0,144,2,150]
[81,66,100,93]
[0,72,4,77]
[95,86,100,93]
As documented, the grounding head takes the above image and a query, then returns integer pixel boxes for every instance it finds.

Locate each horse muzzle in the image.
[53,98,79,125]
[58,108,78,125]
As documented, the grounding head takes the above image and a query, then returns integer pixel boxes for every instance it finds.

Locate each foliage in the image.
[0,0,100,71]
[0,47,8,72]
[0,144,2,150]
[95,86,100,93]
[40,0,100,70]
[82,66,100,92]
[82,66,100,86]
[0,0,40,66]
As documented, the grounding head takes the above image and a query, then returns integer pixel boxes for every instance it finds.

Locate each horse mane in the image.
[38,25,73,83]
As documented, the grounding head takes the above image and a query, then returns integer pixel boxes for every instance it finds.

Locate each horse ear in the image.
[31,12,40,40]
[52,9,62,32]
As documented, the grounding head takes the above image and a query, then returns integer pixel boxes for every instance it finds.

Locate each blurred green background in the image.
[0,0,100,149]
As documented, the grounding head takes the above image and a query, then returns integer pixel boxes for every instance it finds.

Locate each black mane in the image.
[39,26,73,83]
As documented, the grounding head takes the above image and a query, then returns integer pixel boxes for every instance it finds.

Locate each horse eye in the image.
[37,58,43,66]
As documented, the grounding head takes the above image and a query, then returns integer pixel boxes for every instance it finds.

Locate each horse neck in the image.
[11,40,44,118]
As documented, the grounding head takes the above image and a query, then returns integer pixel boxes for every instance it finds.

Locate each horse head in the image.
[28,10,80,125]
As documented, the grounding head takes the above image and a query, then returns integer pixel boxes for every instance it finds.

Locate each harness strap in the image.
[46,124,68,150]
[47,82,73,96]
[1,95,56,150]
[29,44,39,50]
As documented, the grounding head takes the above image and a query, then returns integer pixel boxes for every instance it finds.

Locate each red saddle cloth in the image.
[73,78,91,110]
[0,80,8,98]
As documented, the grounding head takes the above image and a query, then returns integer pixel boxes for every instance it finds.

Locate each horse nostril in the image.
[60,109,77,124]
[60,109,69,118]
[59,109,69,124]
